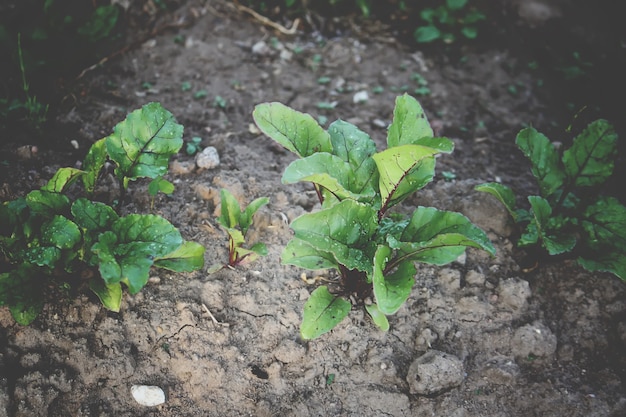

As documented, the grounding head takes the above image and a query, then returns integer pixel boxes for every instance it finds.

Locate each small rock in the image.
[353,90,369,103]
[131,385,165,406]
[407,350,464,395]
[195,146,220,169]
[252,40,271,56]
[480,355,520,385]
[511,321,557,359]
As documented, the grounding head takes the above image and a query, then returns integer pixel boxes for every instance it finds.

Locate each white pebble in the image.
[195,146,220,169]
[353,90,369,103]
[131,385,165,406]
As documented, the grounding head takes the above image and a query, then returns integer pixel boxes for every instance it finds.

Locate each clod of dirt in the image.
[407,350,465,395]
[511,321,558,359]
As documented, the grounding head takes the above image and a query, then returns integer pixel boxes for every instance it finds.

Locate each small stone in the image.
[131,385,165,406]
[353,90,369,103]
[252,40,271,56]
[407,350,464,395]
[195,146,220,169]
[511,321,557,359]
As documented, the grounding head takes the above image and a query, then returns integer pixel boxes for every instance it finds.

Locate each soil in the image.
[1,1,625,416]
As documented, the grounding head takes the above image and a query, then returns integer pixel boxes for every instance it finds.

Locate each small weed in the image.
[181,81,192,92]
[186,137,203,156]
[208,189,269,273]
[194,90,208,100]
[414,0,485,44]
[214,96,227,109]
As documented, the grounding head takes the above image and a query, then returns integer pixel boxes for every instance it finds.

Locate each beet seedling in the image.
[253,94,495,339]
[208,188,269,273]
[476,120,625,280]
[0,103,205,325]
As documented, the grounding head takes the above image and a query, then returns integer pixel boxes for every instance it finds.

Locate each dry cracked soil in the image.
[1,0,625,416]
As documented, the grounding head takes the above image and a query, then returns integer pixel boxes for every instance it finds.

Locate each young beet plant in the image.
[0,103,205,325]
[253,94,495,339]
[476,120,626,280]
[208,188,269,273]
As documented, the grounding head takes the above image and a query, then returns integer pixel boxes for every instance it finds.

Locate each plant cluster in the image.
[414,0,486,44]
[254,94,495,339]
[0,103,205,325]
[477,120,625,280]
[208,189,269,273]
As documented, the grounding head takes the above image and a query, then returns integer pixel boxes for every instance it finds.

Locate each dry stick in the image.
[233,3,301,35]
[202,303,221,325]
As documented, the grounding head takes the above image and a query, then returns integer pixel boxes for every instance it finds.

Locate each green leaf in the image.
[373,144,443,210]
[41,168,84,193]
[562,119,617,187]
[372,245,416,314]
[154,241,206,272]
[41,215,81,250]
[365,304,390,331]
[475,182,518,221]
[25,190,70,216]
[582,197,626,251]
[82,138,107,194]
[148,176,175,196]
[89,278,122,312]
[283,153,373,201]
[290,200,378,274]
[387,94,434,147]
[328,120,379,196]
[399,206,496,262]
[253,102,332,158]
[218,189,241,230]
[281,238,339,270]
[249,242,268,256]
[300,286,351,339]
[22,246,61,268]
[106,102,184,183]
[447,0,467,10]
[527,196,576,255]
[414,26,441,43]
[578,256,626,281]
[71,198,119,232]
[91,214,183,294]
[515,127,565,196]
[461,26,478,39]
[10,301,41,326]
[241,197,270,235]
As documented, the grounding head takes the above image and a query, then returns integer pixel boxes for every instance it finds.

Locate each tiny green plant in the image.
[476,120,626,280]
[208,189,269,273]
[253,94,495,339]
[0,103,206,325]
[186,136,203,156]
[414,0,485,44]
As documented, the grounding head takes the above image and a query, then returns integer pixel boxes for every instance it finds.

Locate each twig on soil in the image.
[231,2,300,35]
[202,303,228,326]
